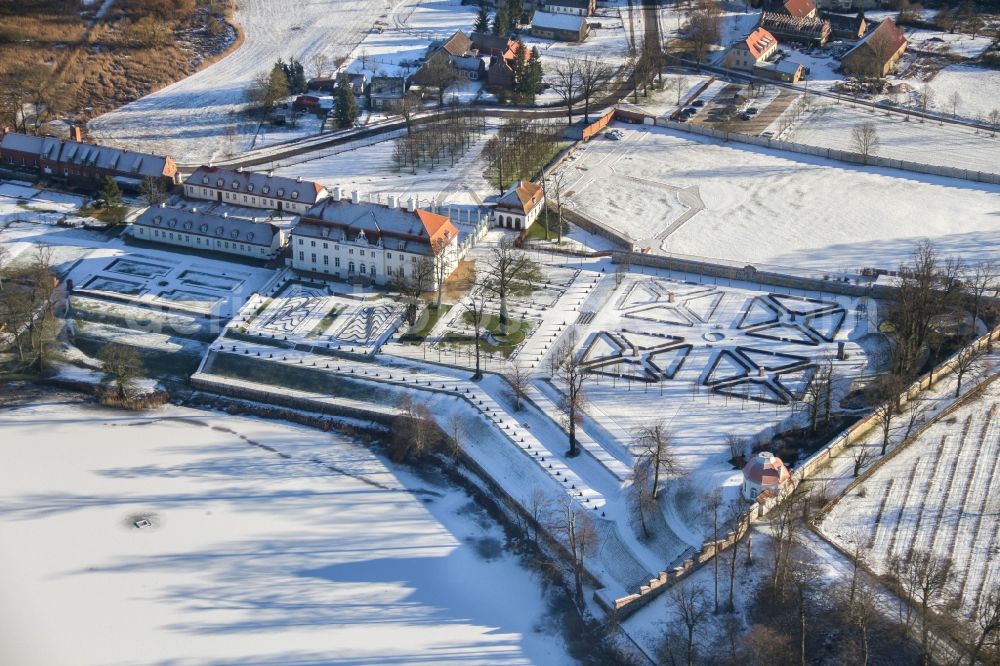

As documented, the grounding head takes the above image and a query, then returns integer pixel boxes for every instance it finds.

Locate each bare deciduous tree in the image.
[851,122,880,165]
[890,549,953,666]
[549,329,589,457]
[970,586,1000,666]
[98,344,144,401]
[544,494,599,609]
[953,343,985,397]
[576,57,613,124]
[549,60,581,126]
[633,421,677,500]
[503,360,530,410]
[481,236,540,336]
[390,395,443,461]
[668,583,711,666]
[852,443,877,477]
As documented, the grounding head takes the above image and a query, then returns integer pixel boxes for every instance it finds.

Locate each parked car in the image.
[761,131,774,138]
[692,100,705,107]
[747,107,759,115]
[683,107,697,115]
[739,112,751,121]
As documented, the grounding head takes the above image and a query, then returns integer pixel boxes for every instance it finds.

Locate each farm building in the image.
[290,188,459,288]
[823,12,867,40]
[414,31,486,83]
[724,27,779,71]
[530,11,590,42]
[742,452,792,500]
[760,11,831,45]
[841,18,907,77]
[470,35,533,93]
[369,76,408,111]
[494,180,544,231]
[183,166,327,215]
[131,205,285,260]
[538,0,595,16]
[755,58,806,82]
[0,130,178,191]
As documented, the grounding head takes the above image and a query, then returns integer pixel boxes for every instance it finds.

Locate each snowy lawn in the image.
[785,96,1000,175]
[0,398,572,666]
[551,123,1000,272]
[913,64,1000,123]
[271,130,496,206]
[819,376,1000,619]
[88,1,386,164]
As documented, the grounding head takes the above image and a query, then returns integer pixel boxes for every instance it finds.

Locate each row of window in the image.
[138,227,269,256]
[294,237,416,261]
[189,186,304,210]
[296,251,402,277]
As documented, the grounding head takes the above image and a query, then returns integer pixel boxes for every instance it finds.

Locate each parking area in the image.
[683,82,799,136]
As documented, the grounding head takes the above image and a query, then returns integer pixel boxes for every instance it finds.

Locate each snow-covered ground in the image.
[270,131,496,206]
[551,123,1000,272]
[0,398,573,666]
[819,376,1000,619]
[88,1,386,164]
[915,64,1000,122]
[346,0,478,81]
[785,97,1000,175]
[903,28,995,59]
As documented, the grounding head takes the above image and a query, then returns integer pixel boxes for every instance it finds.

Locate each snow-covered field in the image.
[552,123,1000,272]
[88,1,386,164]
[271,131,495,206]
[346,0,478,81]
[819,376,1000,619]
[916,64,1000,122]
[904,28,995,59]
[0,398,571,666]
[785,98,1000,175]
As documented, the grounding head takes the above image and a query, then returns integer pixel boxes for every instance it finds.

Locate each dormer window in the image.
[153,215,162,224]
[232,181,240,190]
[247,184,254,192]
[202,176,209,184]
[262,186,270,194]
[246,232,255,242]
[276,188,285,197]
[291,191,299,199]
[199,224,208,233]
[230,230,239,239]
[215,226,224,236]
[217,179,224,187]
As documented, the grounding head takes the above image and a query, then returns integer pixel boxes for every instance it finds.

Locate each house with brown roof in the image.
[290,188,459,287]
[724,27,779,71]
[760,11,831,45]
[494,180,544,231]
[841,18,907,77]
[0,131,178,191]
[823,11,867,40]
[414,30,486,83]
[539,0,595,16]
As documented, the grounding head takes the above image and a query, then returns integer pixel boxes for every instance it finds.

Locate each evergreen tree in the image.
[508,0,523,25]
[527,46,544,98]
[492,4,509,36]
[289,57,308,93]
[334,76,359,128]
[512,39,529,98]
[98,176,122,209]
[474,1,490,33]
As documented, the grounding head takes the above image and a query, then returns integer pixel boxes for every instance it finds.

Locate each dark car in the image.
[683,107,697,115]
[747,107,759,115]
[739,112,751,121]
[692,100,705,107]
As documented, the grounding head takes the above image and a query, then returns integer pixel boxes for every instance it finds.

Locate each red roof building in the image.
[724,27,779,71]
[742,452,792,500]
[841,18,908,77]
[782,0,817,19]
[495,180,544,231]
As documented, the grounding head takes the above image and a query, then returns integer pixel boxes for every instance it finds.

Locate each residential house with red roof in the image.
[781,0,817,19]
[724,27,779,71]
[494,180,544,231]
[742,452,793,500]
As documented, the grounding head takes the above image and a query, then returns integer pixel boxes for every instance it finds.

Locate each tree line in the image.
[392,108,487,173]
